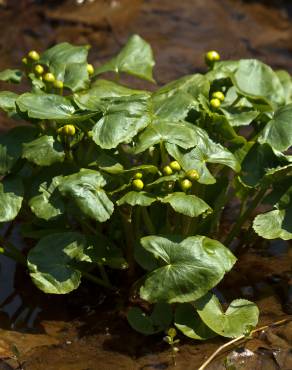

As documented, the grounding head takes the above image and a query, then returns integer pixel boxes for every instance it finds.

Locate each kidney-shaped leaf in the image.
[196,292,259,338]
[232,59,284,108]
[139,235,236,303]
[117,191,156,207]
[92,95,151,149]
[134,119,199,154]
[253,209,292,240]
[22,135,65,166]
[259,104,292,152]
[29,175,65,221]
[160,192,212,218]
[174,303,216,340]
[0,126,37,175]
[27,232,86,294]
[58,169,114,222]
[152,74,209,120]
[0,176,23,222]
[127,303,172,335]
[0,69,22,83]
[40,42,90,91]
[94,34,155,83]
[16,93,94,123]
[0,91,18,115]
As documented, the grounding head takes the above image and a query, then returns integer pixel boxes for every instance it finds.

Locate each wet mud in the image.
[0,1,291,369]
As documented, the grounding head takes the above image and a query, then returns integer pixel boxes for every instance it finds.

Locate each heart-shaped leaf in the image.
[0,126,37,175]
[58,169,114,222]
[40,42,90,92]
[94,34,155,83]
[0,176,23,222]
[139,235,236,303]
[253,209,292,240]
[195,292,259,338]
[0,69,22,83]
[259,104,292,152]
[160,192,212,218]
[127,303,172,335]
[174,303,216,340]
[27,232,86,294]
[22,135,65,166]
[29,175,65,221]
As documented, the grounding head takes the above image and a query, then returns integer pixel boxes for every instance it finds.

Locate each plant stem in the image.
[224,185,267,247]
[160,141,168,166]
[141,208,156,235]
[0,236,26,265]
[120,209,136,279]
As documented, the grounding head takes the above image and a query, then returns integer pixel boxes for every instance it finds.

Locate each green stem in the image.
[97,264,111,287]
[224,185,267,247]
[120,209,136,278]
[160,141,168,166]
[141,207,156,234]
[0,236,26,265]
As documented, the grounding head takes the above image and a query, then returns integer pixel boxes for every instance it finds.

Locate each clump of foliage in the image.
[0,35,291,341]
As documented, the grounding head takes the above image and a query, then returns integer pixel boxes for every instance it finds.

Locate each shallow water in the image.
[0,0,291,369]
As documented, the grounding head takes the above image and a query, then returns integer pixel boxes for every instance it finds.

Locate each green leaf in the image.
[22,135,65,166]
[127,303,172,335]
[152,74,209,120]
[29,175,65,221]
[94,34,155,83]
[259,104,292,152]
[166,133,240,185]
[16,93,94,123]
[253,209,292,240]
[196,293,259,338]
[160,192,212,217]
[174,303,216,340]
[91,95,151,149]
[139,235,236,303]
[0,91,18,115]
[0,126,38,175]
[27,232,86,294]
[276,70,292,104]
[134,119,199,154]
[58,169,114,222]
[117,191,156,207]
[40,42,90,91]
[232,59,285,108]
[0,69,22,83]
[240,143,288,187]
[74,79,150,111]
[0,176,23,222]
[221,107,259,127]
[84,235,127,269]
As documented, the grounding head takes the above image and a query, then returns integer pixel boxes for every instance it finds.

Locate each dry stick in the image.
[198,318,292,370]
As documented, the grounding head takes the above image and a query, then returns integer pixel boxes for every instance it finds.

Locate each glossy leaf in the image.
[0,91,18,114]
[29,176,65,221]
[196,293,259,338]
[94,34,155,82]
[16,93,94,123]
[40,42,90,91]
[58,169,114,222]
[151,74,209,120]
[117,191,156,207]
[0,69,22,83]
[253,209,292,240]
[139,235,236,303]
[232,59,285,108]
[22,135,65,166]
[91,95,151,149]
[0,126,37,175]
[0,176,23,222]
[259,104,292,152]
[27,232,86,294]
[127,302,172,335]
[134,119,199,154]
[174,303,215,340]
[160,192,212,218]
